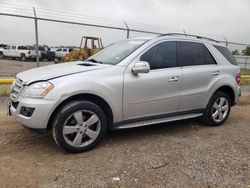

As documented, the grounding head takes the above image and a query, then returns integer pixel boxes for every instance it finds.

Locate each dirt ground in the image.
[0,59,250,187]
[0,91,249,188]
[0,59,54,77]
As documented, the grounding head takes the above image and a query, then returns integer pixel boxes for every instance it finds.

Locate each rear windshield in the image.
[214,45,238,65]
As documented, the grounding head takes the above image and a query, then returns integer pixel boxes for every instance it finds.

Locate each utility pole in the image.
[124,21,130,39]
[33,7,39,67]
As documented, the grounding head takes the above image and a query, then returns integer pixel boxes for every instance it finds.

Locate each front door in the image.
[123,41,182,120]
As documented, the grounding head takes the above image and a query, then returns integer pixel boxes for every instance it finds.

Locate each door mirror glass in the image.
[131,61,150,74]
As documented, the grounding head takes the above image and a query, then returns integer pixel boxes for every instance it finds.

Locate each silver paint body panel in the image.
[10,36,241,129]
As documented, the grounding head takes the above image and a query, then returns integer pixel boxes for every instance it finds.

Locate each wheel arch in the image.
[211,85,235,106]
[47,93,114,130]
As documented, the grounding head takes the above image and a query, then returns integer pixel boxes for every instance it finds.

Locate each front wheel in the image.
[203,91,231,126]
[0,52,4,59]
[52,101,107,153]
[20,54,27,62]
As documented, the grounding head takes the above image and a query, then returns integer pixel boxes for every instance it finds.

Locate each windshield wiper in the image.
[87,58,103,64]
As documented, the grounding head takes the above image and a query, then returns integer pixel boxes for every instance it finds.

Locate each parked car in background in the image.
[10,34,241,153]
[44,47,56,61]
[0,44,7,50]
[27,46,55,61]
[55,48,74,59]
[0,45,30,61]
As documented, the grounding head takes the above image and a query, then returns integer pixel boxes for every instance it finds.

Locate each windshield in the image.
[86,39,147,65]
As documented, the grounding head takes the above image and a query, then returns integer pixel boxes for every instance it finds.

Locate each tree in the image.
[245,46,250,56]
[241,46,250,55]
[232,49,240,55]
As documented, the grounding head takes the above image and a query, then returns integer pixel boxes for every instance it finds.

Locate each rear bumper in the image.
[233,86,241,106]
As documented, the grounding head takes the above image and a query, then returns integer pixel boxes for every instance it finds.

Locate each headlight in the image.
[22,82,54,99]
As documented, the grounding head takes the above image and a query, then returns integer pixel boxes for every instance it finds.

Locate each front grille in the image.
[10,78,23,101]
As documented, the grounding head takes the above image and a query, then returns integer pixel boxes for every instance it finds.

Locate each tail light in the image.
[28,50,31,54]
[236,73,241,85]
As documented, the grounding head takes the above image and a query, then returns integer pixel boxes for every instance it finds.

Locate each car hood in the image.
[17,61,112,85]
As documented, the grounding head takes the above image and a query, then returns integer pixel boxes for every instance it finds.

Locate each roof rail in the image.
[159,33,219,43]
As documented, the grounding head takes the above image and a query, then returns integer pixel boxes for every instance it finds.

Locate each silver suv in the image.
[10,34,241,153]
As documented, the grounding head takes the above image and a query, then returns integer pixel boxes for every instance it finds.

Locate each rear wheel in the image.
[52,101,107,153]
[203,91,231,126]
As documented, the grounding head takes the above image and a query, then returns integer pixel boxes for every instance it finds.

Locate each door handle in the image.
[169,76,180,82]
[212,71,220,76]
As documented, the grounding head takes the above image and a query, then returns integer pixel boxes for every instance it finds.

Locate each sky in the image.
[0,0,249,50]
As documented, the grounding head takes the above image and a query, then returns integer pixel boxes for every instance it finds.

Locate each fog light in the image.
[20,106,35,117]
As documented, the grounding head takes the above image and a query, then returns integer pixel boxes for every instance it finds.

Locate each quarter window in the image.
[140,42,177,70]
[214,45,238,65]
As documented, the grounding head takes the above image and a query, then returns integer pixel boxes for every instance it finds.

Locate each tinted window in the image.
[62,49,67,52]
[11,46,16,50]
[0,44,7,48]
[214,45,238,65]
[39,47,45,51]
[179,42,205,66]
[204,46,217,64]
[140,42,177,69]
[18,46,28,50]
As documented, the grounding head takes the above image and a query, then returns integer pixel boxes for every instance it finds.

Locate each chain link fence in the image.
[0,4,250,79]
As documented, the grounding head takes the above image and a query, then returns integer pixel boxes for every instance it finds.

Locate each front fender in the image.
[45,74,123,123]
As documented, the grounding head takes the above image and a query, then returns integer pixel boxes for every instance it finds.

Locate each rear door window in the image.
[178,42,205,66]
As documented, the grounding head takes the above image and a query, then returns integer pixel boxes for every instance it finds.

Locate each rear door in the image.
[178,41,219,111]
[123,41,182,120]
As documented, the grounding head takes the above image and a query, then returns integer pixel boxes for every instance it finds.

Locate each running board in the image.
[115,113,203,129]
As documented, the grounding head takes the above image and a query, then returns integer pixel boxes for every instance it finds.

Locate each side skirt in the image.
[112,110,204,130]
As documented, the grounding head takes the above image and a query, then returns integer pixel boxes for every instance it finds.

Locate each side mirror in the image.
[131,61,150,74]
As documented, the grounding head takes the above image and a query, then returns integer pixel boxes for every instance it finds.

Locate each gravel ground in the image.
[0,59,54,77]
[0,89,249,187]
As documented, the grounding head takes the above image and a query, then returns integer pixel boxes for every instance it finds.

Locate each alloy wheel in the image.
[62,110,101,147]
[212,97,229,123]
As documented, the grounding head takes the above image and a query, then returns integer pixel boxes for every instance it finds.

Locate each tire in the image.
[20,54,27,62]
[0,52,4,59]
[203,91,231,126]
[52,100,107,153]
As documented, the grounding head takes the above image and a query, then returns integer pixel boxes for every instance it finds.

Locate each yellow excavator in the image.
[61,36,103,63]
